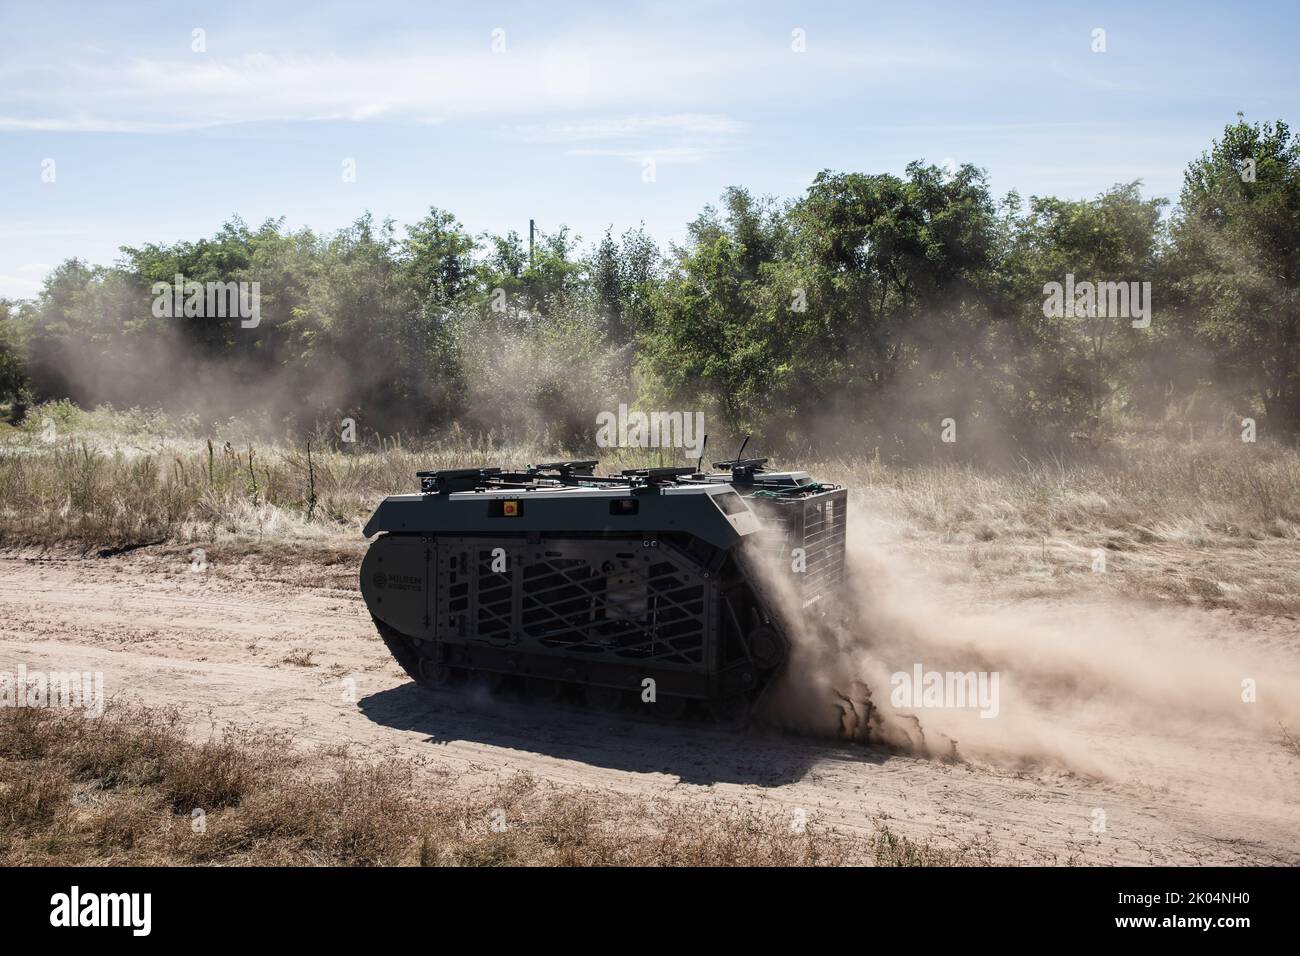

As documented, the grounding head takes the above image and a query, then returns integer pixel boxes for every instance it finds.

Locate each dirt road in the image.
[1,546,1296,865]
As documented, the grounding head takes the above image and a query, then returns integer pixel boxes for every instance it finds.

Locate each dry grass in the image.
[3,402,1298,612]
[811,434,1300,542]
[0,402,683,549]
[0,703,990,866]
[807,435,1300,614]
[1281,723,1300,759]
[868,825,1001,866]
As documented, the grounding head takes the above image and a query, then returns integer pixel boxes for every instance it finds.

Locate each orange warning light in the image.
[503,500,520,516]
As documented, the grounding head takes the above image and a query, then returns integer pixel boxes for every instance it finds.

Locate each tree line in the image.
[1,116,1296,456]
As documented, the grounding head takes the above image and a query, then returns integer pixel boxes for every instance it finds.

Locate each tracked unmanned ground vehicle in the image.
[360,458,847,723]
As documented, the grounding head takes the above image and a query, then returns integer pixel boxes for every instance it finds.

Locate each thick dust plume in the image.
[759,504,1300,784]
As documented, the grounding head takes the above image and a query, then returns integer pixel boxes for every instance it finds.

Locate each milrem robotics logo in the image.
[50,886,151,936]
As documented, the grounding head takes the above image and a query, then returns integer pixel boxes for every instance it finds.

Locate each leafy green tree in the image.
[5,119,1294,449]
[0,298,29,415]
[642,169,1005,448]
[22,259,101,405]
[640,188,788,433]
[590,225,660,345]
[304,214,437,430]
[401,207,478,308]
[1167,117,1300,432]
[782,162,1000,428]
[475,226,586,320]
[1006,183,1167,424]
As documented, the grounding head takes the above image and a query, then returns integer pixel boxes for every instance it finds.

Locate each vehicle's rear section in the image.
[744,485,849,609]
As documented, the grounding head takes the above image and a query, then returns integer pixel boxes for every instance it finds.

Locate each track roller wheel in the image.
[747,625,787,671]
[417,657,457,688]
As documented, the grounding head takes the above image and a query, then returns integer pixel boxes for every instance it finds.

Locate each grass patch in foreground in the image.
[0,703,996,866]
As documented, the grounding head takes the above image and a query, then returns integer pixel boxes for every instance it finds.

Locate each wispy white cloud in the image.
[1,49,733,130]
[0,116,222,132]
[568,145,730,165]
[0,34,974,133]
[859,121,1114,134]
[509,113,746,165]
[513,114,746,142]
[1,47,763,169]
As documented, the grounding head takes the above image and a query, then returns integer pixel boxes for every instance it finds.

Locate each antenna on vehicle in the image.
[696,434,708,474]
[733,434,750,464]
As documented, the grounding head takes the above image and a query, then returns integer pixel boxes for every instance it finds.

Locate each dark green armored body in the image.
[360,459,846,723]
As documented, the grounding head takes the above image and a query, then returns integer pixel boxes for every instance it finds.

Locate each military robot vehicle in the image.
[359,456,847,724]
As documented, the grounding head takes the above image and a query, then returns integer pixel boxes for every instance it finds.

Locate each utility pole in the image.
[528,219,535,268]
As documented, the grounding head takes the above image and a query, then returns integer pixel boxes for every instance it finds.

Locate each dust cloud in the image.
[760,504,1300,794]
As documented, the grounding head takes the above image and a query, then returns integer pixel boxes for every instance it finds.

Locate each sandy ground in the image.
[1,545,1297,865]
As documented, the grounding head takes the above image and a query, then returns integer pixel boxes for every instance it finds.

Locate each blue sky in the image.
[1,0,1296,298]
